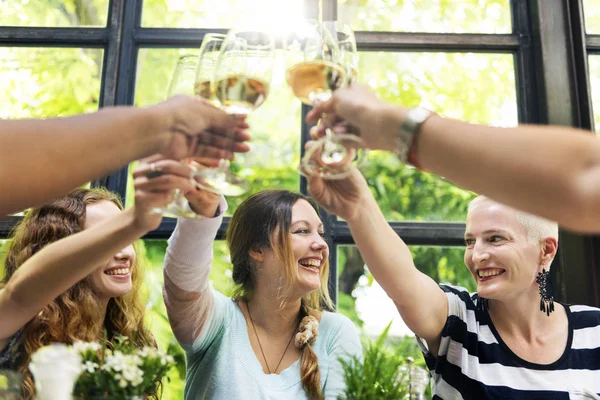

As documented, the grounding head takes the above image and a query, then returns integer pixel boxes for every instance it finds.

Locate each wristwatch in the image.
[395,107,433,166]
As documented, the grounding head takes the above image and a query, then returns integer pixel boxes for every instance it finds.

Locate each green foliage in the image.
[337,292,364,328]
[338,322,411,400]
[363,152,476,221]
[338,0,511,33]
[0,0,109,27]
[0,47,102,119]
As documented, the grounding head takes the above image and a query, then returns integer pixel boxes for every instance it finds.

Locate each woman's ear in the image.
[249,247,265,263]
[540,237,558,269]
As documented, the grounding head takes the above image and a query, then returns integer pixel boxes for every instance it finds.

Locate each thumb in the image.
[306,171,325,200]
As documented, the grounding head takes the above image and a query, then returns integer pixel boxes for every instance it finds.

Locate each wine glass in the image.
[194,33,227,108]
[192,29,275,196]
[189,33,229,195]
[327,21,359,84]
[285,20,366,180]
[150,55,205,218]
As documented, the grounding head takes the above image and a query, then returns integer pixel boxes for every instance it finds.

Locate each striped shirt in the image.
[417,285,600,399]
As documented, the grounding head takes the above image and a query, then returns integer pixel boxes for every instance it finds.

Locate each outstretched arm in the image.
[308,84,600,232]
[307,167,448,353]
[0,158,193,346]
[162,189,223,345]
[0,96,250,215]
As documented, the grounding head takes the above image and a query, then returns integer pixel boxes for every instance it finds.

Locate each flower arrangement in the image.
[73,335,175,399]
[30,335,175,400]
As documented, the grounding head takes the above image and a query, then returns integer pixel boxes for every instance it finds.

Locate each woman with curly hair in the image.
[0,157,202,399]
[163,189,362,399]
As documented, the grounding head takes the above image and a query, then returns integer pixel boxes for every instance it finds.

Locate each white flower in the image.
[72,341,101,355]
[160,354,175,365]
[82,361,99,373]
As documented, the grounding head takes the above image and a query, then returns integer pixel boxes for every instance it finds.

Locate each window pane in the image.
[584,0,600,34]
[339,0,511,33]
[133,48,300,215]
[142,0,303,29]
[0,0,109,27]
[358,51,517,221]
[588,55,600,132]
[337,244,473,340]
[0,47,103,118]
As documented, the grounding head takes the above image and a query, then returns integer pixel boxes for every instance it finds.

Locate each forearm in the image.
[399,110,600,232]
[346,195,447,338]
[163,203,225,343]
[0,208,147,338]
[0,106,168,215]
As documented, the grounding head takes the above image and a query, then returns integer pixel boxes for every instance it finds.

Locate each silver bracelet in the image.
[395,107,433,164]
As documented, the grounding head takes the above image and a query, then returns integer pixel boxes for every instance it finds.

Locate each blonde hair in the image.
[227,190,331,399]
[468,196,559,243]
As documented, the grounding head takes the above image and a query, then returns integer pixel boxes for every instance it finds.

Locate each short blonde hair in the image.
[468,196,559,243]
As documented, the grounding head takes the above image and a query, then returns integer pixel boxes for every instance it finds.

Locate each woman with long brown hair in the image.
[0,157,203,399]
[163,190,362,399]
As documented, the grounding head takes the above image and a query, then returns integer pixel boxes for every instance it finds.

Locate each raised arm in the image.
[0,96,250,215]
[307,84,600,233]
[307,168,448,352]
[0,158,192,346]
[162,191,223,345]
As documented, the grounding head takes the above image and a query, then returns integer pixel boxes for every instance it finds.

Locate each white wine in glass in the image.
[214,74,269,114]
[286,60,345,104]
[193,33,226,108]
[192,29,275,197]
[285,20,365,179]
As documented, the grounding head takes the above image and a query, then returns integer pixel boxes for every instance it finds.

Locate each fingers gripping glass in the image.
[150,55,205,219]
[192,30,275,196]
[285,20,367,180]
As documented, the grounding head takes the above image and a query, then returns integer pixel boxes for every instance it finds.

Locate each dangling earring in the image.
[536,268,555,316]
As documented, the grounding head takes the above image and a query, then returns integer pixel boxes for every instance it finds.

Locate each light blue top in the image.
[182,290,362,400]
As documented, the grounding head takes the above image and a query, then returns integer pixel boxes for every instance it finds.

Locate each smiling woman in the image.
[85,201,136,299]
[306,163,600,398]
[162,189,362,400]
[0,158,196,400]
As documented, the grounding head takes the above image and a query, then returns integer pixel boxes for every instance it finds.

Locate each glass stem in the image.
[320,113,347,164]
[217,158,230,174]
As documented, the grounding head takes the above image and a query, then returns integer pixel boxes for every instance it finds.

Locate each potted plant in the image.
[338,323,429,400]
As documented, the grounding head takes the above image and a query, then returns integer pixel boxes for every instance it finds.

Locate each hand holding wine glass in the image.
[284,20,366,180]
[305,83,403,154]
[151,55,208,218]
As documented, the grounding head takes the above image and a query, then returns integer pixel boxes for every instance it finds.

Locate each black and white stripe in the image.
[417,285,600,400]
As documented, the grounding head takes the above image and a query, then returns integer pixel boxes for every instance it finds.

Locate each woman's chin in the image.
[296,279,321,296]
